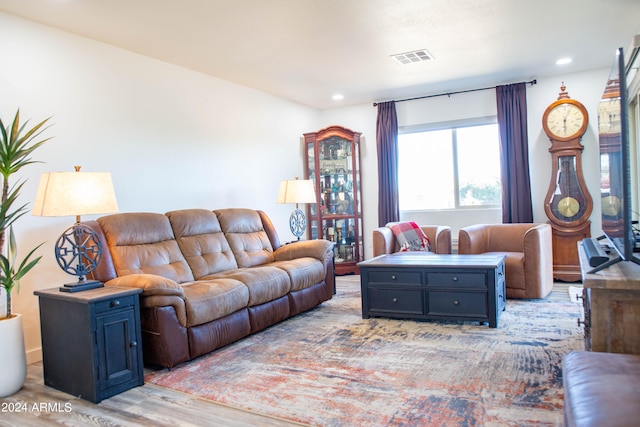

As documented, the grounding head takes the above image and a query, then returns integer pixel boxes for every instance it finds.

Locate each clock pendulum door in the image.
[550,156,588,221]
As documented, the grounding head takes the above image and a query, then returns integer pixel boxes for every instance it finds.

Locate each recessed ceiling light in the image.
[556,57,572,65]
[332,94,344,101]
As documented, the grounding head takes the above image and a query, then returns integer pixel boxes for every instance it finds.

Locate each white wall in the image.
[0,12,319,362]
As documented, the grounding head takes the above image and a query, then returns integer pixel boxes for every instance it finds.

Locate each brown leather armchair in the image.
[373,223,452,257]
[458,223,553,299]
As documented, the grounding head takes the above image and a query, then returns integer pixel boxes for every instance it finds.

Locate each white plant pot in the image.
[0,313,27,397]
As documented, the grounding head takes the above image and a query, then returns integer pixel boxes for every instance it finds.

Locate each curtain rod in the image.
[372,79,537,107]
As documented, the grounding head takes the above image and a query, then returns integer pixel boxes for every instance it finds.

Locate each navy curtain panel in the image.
[376,101,400,226]
[496,83,534,223]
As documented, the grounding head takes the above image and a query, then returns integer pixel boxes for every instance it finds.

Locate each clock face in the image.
[545,102,587,139]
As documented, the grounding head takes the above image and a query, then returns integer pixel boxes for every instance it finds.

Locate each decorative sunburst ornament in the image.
[289,208,307,240]
[54,223,104,291]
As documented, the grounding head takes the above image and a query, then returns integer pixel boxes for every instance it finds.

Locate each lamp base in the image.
[289,208,307,241]
[59,279,104,293]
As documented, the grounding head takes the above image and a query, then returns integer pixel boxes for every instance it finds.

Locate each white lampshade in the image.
[277,178,316,204]
[32,171,119,219]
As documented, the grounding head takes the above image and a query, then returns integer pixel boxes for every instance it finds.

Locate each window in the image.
[398,122,501,211]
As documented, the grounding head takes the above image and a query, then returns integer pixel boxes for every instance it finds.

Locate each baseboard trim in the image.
[27,347,42,365]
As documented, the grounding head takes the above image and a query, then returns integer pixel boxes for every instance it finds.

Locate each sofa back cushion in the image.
[167,209,239,279]
[98,212,195,283]
[215,208,275,268]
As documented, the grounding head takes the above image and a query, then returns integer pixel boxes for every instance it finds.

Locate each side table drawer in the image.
[426,272,487,289]
[95,295,136,314]
[427,290,488,318]
[368,287,425,316]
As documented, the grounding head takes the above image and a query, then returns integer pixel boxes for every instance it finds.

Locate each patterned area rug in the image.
[146,276,584,427]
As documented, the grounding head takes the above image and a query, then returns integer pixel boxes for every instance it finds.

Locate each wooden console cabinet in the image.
[578,243,640,354]
[35,286,144,402]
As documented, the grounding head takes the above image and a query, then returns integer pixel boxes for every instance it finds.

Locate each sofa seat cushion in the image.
[204,266,291,307]
[181,278,249,327]
[270,257,327,291]
[483,251,525,290]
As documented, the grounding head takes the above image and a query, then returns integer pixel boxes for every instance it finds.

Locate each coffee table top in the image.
[358,252,506,269]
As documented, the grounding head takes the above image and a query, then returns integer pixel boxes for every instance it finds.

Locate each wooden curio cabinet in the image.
[304,126,363,275]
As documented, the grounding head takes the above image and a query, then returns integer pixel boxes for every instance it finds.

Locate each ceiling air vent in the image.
[391,49,433,65]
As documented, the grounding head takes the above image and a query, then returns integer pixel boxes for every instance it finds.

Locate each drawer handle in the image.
[452,277,458,282]
[392,298,398,303]
[391,275,397,280]
[577,318,589,328]
[130,341,138,348]
[110,300,121,308]
[453,300,459,305]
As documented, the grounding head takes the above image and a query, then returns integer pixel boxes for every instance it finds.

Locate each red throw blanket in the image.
[387,221,431,252]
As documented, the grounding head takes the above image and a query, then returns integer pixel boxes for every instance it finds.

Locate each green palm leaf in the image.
[0,109,51,318]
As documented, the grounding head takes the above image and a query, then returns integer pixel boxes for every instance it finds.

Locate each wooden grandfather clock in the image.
[543,83,593,282]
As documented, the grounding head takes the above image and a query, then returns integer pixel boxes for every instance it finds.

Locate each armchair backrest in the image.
[372,224,452,256]
[459,223,541,253]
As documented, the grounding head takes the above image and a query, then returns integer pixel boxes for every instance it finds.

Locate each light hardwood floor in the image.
[0,362,306,427]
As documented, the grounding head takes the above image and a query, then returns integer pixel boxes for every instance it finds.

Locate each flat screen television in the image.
[589,45,640,273]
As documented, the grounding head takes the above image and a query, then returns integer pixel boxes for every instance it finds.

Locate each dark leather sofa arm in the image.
[274,239,334,261]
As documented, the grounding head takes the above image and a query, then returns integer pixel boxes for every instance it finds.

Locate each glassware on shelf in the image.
[303,126,363,275]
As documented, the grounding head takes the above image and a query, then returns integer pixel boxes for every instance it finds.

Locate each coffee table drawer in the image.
[427,291,488,318]
[368,287,425,316]
[426,272,486,289]
[368,270,422,286]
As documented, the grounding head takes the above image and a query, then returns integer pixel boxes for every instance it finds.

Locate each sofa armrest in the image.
[106,273,185,298]
[140,295,188,328]
[424,226,452,254]
[458,224,490,254]
[372,227,394,257]
[523,223,554,298]
[274,239,334,262]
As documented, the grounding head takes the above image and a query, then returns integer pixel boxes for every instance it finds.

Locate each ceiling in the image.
[1,0,639,109]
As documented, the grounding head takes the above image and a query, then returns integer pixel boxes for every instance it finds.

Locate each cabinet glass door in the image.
[304,126,363,275]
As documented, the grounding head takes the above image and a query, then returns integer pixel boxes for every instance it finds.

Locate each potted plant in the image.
[0,110,50,397]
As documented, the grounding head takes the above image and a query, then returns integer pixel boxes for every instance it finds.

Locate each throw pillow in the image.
[387,221,432,252]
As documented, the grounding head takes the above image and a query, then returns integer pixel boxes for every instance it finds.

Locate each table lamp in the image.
[277,177,316,240]
[32,166,119,292]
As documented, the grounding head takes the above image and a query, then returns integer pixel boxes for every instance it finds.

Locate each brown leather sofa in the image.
[84,208,335,368]
[458,223,553,299]
[563,350,640,427]
[372,223,452,256]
